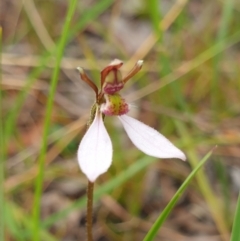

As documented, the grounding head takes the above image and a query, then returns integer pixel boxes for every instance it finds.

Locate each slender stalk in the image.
[211,0,235,111]
[231,192,240,241]
[83,107,97,241]
[31,1,78,240]
[0,26,5,241]
[86,181,94,241]
[78,67,98,241]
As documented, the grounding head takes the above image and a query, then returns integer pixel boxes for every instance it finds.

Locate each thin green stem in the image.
[231,192,240,241]
[87,181,94,241]
[212,0,235,111]
[31,1,78,240]
[0,26,5,241]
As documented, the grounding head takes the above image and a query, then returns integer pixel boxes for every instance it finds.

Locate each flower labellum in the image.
[100,94,129,116]
[77,59,186,182]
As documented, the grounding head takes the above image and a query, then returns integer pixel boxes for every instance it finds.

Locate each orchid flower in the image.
[77,59,186,182]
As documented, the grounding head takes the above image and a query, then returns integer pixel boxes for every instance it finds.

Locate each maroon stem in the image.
[87,181,94,241]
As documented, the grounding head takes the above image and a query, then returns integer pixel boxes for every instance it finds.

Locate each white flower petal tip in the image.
[137,60,144,67]
[118,115,186,161]
[76,67,82,72]
[77,111,113,182]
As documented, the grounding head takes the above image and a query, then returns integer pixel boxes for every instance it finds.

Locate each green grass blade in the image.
[71,0,114,35]
[0,26,5,241]
[231,192,240,241]
[31,1,78,240]
[148,0,162,37]
[42,156,157,228]
[5,204,26,241]
[175,120,229,237]
[212,0,235,110]
[148,0,188,112]
[143,149,214,241]
[5,202,57,241]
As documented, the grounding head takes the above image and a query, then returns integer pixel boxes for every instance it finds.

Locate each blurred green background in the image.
[1,0,240,240]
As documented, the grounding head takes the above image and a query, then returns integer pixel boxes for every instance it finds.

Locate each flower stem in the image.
[87,181,94,241]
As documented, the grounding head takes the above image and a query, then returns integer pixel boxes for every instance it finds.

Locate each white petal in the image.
[78,111,113,182]
[118,115,186,161]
